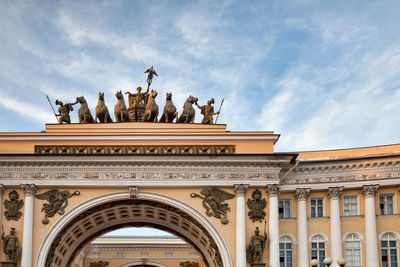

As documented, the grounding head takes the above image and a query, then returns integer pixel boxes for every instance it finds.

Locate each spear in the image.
[215,98,224,124]
[46,95,58,122]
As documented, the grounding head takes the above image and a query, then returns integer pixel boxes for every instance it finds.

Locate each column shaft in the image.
[363,185,379,267]
[235,184,248,267]
[328,187,343,267]
[21,184,36,267]
[267,185,280,267]
[295,188,310,267]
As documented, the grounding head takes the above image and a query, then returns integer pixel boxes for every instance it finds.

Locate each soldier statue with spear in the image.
[195,98,223,124]
[46,95,77,124]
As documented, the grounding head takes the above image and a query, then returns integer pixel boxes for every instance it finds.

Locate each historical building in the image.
[0,122,399,267]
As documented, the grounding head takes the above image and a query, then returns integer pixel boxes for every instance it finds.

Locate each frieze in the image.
[35,145,235,155]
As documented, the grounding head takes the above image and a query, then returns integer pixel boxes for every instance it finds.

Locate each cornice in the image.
[284,156,400,185]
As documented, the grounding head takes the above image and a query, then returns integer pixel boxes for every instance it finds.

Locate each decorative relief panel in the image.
[35,145,235,155]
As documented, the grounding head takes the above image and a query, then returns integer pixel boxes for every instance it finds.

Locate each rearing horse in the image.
[142,90,159,122]
[177,95,198,123]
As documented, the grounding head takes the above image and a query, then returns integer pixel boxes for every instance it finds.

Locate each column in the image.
[234,184,248,267]
[328,187,343,267]
[267,184,280,267]
[21,184,36,267]
[362,185,379,267]
[295,188,310,267]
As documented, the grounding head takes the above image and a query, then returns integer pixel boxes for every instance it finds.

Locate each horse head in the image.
[166,92,172,101]
[150,90,158,99]
[115,90,122,99]
[187,95,198,104]
[98,92,104,100]
[76,96,86,104]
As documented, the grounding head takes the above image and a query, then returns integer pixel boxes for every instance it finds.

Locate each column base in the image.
[0,262,17,267]
[251,263,266,267]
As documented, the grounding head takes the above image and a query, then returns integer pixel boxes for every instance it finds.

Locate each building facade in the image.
[0,122,399,267]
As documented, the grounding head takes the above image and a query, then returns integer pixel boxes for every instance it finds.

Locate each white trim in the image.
[309,233,329,243]
[36,191,233,267]
[279,234,297,245]
[379,231,400,240]
[119,261,169,267]
[343,232,365,241]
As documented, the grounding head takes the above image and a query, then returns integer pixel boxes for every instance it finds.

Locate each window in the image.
[345,233,362,267]
[343,196,358,216]
[279,199,291,219]
[279,236,293,267]
[310,198,324,218]
[381,233,398,267]
[380,195,394,215]
[311,235,326,267]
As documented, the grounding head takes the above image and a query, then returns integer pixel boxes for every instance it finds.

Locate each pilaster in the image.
[234,184,248,267]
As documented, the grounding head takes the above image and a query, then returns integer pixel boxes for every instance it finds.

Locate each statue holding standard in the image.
[195,98,220,124]
[246,227,267,266]
[144,66,158,89]
[2,227,19,263]
[55,99,77,124]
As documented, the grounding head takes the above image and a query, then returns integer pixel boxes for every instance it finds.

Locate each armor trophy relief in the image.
[46,66,223,125]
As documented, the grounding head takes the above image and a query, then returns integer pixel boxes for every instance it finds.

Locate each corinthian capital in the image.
[0,184,3,196]
[328,187,343,200]
[21,184,36,197]
[362,185,379,198]
[234,184,249,196]
[266,184,280,197]
[295,188,310,201]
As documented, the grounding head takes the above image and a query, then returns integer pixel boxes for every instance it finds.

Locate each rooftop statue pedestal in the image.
[1,262,17,267]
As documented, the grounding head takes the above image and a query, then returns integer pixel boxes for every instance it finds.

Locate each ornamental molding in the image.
[294,188,310,200]
[234,184,249,195]
[0,155,293,185]
[21,184,36,197]
[91,244,195,251]
[362,185,379,197]
[284,156,400,185]
[266,184,280,197]
[327,187,343,200]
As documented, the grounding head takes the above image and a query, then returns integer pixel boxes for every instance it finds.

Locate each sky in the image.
[1,0,400,151]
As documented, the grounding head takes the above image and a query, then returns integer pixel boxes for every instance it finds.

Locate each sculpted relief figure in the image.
[195,98,220,124]
[125,87,149,121]
[55,99,77,124]
[95,92,113,123]
[2,227,19,262]
[179,261,200,267]
[4,190,23,221]
[160,92,178,123]
[247,189,267,222]
[35,189,80,224]
[89,261,109,267]
[246,227,267,264]
[177,95,198,123]
[76,96,94,123]
[190,188,234,224]
[114,90,131,122]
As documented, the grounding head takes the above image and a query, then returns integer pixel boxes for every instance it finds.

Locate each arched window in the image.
[311,235,326,267]
[381,232,398,267]
[345,233,362,267]
[279,235,293,267]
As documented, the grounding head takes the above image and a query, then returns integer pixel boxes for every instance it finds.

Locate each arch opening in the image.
[36,192,231,267]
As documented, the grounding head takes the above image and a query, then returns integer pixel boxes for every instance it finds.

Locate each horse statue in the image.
[178,95,198,123]
[76,96,94,123]
[95,92,113,123]
[143,90,159,122]
[114,90,131,122]
[159,92,178,123]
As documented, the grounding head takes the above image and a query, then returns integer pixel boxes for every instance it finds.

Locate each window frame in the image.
[344,233,362,267]
[310,198,324,218]
[380,232,398,267]
[279,235,293,267]
[279,199,292,219]
[310,234,327,267]
[379,194,395,216]
[343,195,359,216]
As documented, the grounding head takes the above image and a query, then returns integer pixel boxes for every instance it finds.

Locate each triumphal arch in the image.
[1,122,400,267]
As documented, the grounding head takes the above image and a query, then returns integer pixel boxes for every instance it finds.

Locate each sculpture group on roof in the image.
[47,66,222,125]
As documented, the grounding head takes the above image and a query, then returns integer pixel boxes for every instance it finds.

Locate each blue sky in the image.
[1,0,400,151]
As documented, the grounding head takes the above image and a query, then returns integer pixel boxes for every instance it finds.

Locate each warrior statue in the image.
[55,99,77,124]
[246,227,267,265]
[195,98,220,124]
[125,87,149,121]
[2,227,19,262]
